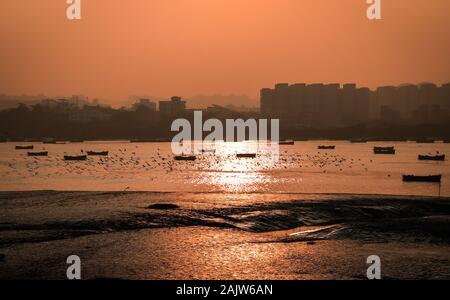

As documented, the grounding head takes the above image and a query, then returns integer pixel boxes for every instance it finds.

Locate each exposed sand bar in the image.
[0,191,449,279]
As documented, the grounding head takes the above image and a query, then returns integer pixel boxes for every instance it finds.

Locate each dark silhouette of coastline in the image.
[0,82,449,141]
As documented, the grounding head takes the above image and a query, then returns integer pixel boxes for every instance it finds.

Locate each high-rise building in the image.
[159,96,186,117]
[260,82,450,127]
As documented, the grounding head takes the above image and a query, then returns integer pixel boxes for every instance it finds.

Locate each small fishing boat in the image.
[402,175,441,183]
[27,151,48,157]
[64,155,87,161]
[318,145,336,150]
[278,140,295,145]
[418,154,445,161]
[415,139,435,144]
[15,145,34,150]
[174,155,197,161]
[350,139,368,143]
[43,138,57,144]
[236,153,257,158]
[374,146,396,155]
[86,151,109,156]
[200,149,216,154]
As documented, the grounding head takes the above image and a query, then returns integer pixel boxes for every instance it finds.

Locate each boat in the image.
[278,140,295,145]
[27,151,48,157]
[416,139,435,144]
[86,151,109,156]
[418,154,445,161]
[373,146,396,155]
[15,145,34,150]
[64,155,87,161]
[350,139,368,143]
[174,155,197,161]
[403,175,441,183]
[43,138,57,144]
[236,153,257,158]
[318,145,336,150]
[444,140,450,144]
[200,149,216,154]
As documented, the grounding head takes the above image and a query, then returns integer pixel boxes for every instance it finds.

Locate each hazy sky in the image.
[0,0,449,105]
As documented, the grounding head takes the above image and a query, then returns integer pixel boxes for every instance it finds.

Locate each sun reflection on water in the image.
[192,141,276,193]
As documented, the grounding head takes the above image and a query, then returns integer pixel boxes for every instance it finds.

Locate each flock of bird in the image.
[2,143,382,183]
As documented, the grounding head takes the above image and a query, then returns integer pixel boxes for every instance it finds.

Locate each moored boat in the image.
[27,151,48,157]
[416,139,435,144]
[373,146,396,155]
[278,140,295,145]
[402,175,441,183]
[43,138,57,144]
[200,149,216,154]
[64,155,87,161]
[236,153,257,158]
[318,145,336,150]
[15,145,34,150]
[350,139,368,143]
[174,155,197,161]
[86,151,109,156]
[418,154,445,161]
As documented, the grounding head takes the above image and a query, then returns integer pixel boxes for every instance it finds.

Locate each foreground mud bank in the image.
[1,191,450,245]
[1,191,449,279]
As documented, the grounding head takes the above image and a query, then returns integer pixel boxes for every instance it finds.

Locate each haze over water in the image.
[1,141,448,197]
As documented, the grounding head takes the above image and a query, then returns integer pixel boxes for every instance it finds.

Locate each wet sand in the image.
[1,191,450,280]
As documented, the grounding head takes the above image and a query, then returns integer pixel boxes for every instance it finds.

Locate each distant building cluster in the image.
[261,83,450,127]
[374,83,450,125]
[33,95,113,124]
[2,83,450,141]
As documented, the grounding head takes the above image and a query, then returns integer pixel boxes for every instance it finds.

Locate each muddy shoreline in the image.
[1,191,450,279]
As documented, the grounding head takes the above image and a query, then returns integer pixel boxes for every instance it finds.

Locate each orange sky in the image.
[0,0,449,105]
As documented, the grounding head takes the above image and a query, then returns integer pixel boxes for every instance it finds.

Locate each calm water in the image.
[0,141,449,196]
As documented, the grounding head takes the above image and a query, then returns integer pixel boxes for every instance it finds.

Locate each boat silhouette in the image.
[318,145,336,150]
[374,146,396,155]
[15,145,34,150]
[64,155,87,161]
[402,175,441,183]
[416,139,435,144]
[27,151,48,157]
[174,155,197,161]
[418,154,445,161]
[278,140,295,145]
[86,151,109,156]
[236,153,257,158]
